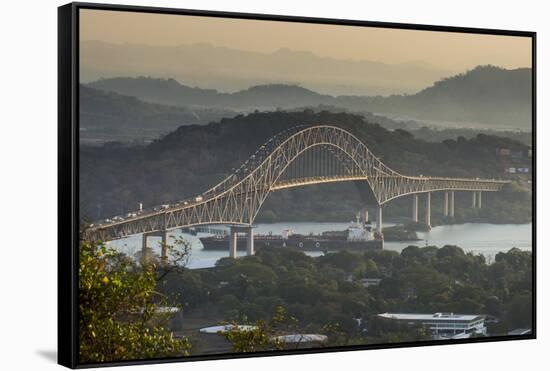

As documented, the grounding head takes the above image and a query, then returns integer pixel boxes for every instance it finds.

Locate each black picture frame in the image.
[58,2,537,368]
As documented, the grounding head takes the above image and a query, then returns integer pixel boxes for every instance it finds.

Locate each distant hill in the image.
[81,83,420,143]
[80,85,237,142]
[81,40,453,96]
[88,66,532,130]
[343,65,532,128]
[81,85,199,130]
[87,78,334,110]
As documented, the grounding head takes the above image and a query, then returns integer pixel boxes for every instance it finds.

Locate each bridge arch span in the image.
[86,125,508,241]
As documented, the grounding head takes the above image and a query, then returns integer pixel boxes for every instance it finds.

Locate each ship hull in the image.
[199,236,383,251]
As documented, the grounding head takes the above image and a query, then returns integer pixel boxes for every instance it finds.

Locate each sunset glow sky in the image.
[80,9,532,71]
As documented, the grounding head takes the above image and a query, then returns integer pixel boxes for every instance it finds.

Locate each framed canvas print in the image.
[58,2,536,368]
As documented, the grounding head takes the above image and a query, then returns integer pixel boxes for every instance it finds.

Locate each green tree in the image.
[79,239,191,363]
[223,306,297,352]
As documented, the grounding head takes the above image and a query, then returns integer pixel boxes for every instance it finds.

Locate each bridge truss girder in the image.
[85,125,509,242]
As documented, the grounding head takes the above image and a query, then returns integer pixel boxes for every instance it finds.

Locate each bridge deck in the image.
[84,125,511,242]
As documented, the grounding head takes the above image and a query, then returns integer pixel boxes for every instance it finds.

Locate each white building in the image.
[378,312,486,339]
[199,324,257,334]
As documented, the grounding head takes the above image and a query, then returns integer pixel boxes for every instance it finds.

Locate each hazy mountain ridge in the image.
[81,85,199,129]
[81,40,454,96]
[88,78,335,110]
[87,65,532,129]
[80,85,237,142]
[350,65,532,127]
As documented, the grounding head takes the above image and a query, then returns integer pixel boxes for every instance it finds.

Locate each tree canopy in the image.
[79,240,191,363]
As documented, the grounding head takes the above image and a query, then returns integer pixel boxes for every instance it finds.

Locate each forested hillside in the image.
[80,85,236,143]
[352,66,532,128]
[80,110,531,223]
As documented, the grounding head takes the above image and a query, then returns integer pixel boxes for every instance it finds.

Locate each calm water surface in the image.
[107,222,532,269]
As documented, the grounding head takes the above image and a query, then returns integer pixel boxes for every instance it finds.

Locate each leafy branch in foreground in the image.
[78,238,191,363]
[222,306,298,353]
[221,306,358,352]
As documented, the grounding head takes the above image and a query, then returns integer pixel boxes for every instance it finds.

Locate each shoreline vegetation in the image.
[78,237,532,361]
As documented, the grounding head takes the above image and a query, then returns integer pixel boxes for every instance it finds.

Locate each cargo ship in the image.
[199,217,383,252]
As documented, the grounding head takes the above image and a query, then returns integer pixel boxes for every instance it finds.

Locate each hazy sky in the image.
[80,9,531,71]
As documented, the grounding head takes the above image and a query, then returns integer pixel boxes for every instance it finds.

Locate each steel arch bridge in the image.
[85,125,509,242]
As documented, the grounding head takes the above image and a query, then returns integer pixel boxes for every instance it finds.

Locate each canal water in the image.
[106,222,532,269]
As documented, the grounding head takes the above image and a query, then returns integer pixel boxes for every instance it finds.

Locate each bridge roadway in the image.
[83,125,510,258]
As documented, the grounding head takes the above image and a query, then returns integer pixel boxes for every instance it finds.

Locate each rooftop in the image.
[199,324,257,334]
[378,312,484,322]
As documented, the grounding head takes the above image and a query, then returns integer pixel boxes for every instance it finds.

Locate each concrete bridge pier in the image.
[142,233,149,263]
[477,191,482,208]
[229,227,238,258]
[246,226,255,256]
[425,192,431,228]
[472,192,477,208]
[444,192,449,217]
[412,195,419,223]
[375,205,383,233]
[363,208,370,224]
[141,230,169,263]
[449,191,455,217]
[160,231,169,264]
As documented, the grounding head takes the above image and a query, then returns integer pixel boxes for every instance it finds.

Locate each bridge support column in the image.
[444,192,449,217]
[142,234,149,263]
[229,227,238,259]
[472,192,477,208]
[246,226,255,256]
[425,192,431,228]
[141,231,169,264]
[412,195,419,223]
[375,206,383,233]
[449,191,455,217]
[477,191,482,208]
[160,231,169,264]
[363,208,369,224]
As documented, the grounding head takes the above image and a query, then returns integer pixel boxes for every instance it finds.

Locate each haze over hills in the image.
[80,85,237,143]
[80,40,454,96]
[87,78,335,110]
[351,65,532,128]
[80,84,425,143]
[87,65,532,130]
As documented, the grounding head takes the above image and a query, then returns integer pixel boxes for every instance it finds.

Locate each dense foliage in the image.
[159,246,532,346]
[78,240,191,363]
[410,126,532,146]
[222,306,298,352]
